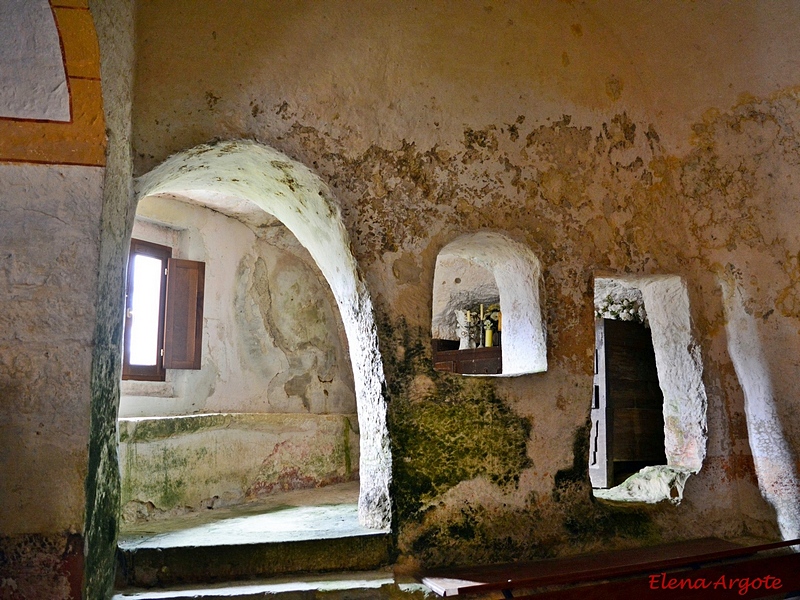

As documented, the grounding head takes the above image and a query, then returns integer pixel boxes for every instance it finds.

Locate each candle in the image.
[480,304,484,319]
[498,311,502,332]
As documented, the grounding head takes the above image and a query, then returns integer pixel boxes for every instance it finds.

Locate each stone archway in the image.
[134,139,391,529]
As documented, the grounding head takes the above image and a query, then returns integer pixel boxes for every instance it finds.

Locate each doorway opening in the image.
[589,275,708,504]
[590,317,666,488]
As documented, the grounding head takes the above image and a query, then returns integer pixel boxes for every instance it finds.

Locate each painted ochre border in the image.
[0,1,105,167]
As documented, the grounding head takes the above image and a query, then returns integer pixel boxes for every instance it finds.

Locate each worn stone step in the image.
[116,496,393,588]
[117,533,393,588]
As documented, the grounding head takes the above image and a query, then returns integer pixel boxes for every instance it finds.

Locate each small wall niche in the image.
[430,231,547,377]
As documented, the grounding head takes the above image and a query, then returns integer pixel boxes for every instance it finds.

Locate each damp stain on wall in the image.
[260,92,800,564]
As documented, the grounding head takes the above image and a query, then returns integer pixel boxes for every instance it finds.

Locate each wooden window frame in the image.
[122,238,205,381]
[431,339,503,375]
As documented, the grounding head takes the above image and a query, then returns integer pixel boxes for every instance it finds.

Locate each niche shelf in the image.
[432,339,502,375]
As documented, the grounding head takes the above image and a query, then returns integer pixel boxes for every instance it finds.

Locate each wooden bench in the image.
[418,537,800,599]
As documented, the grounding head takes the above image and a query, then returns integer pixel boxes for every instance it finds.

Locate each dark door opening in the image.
[590,318,666,488]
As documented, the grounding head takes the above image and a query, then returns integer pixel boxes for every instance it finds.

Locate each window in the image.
[122,238,205,381]
[430,231,547,377]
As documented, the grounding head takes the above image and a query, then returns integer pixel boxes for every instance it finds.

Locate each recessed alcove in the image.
[430,231,547,377]
[129,140,392,530]
[589,275,708,504]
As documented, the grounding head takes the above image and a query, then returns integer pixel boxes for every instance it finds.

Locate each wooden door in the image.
[589,320,610,488]
[590,318,666,488]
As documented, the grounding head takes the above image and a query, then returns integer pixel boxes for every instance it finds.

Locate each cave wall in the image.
[118,196,358,514]
[0,1,110,597]
[4,2,800,597]
[128,0,800,567]
[119,412,359,515]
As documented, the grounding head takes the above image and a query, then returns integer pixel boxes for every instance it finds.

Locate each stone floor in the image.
[118,480,385,550]
[113,481,421,599]
[110,570,426,600]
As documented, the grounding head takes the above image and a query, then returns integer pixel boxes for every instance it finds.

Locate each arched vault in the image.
[136,140,391,528]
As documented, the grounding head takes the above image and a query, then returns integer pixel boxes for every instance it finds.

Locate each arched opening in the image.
[118,193,362,520]
[590,275,707,504]
[430,231,547,376]
[124,140,391,529]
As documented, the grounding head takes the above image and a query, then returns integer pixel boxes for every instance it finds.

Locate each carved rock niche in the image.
[430,231,547,377]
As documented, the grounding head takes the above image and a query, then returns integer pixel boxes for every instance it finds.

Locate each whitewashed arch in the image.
[431,231,547,376]
[135,140,391,528]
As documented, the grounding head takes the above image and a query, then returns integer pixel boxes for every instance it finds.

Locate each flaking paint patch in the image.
[0,533,83,600]
[294,120,661,560]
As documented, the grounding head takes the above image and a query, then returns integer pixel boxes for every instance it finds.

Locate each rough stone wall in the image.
[0,1,110,598]
[126,1,800,568]
[0,165,102,599]
[119,413,359,514]
[0,165,103,530]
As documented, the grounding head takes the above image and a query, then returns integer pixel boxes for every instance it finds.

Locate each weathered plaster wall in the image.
[121,196,355,418]
[0,164,103,531]
[131,1,800,165]
[0,164,102,598]
[128,0,800,567]
[0,0,69,121]
[85,0,136,596]
[0,1,106,166]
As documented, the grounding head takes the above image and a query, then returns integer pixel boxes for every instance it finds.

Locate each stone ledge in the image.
[119,412,359,443]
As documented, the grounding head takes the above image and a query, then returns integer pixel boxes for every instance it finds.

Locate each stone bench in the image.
[118,412,359,516]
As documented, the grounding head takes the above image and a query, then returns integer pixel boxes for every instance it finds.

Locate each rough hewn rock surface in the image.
[6,2,800,597]
[125,0,800,574]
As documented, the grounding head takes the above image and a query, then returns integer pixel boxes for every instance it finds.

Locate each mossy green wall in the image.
[381,318,661,568]
[85,1,136,597]
[119,413,359,514]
